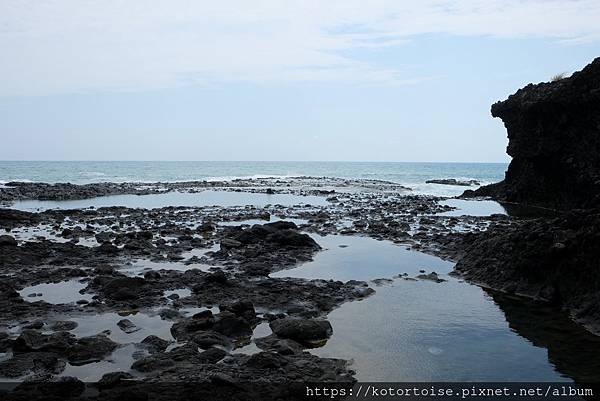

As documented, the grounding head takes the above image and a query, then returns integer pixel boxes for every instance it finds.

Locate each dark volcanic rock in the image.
[212,311,253,338]
[269,318,333,346]
[51,321,78,331]
[117,319,141,334]
[0,234,18,246]
[0,208,41,228]
[464,58,600,210]
[454,210,600,334]
[170,311,215,341]
[66,334,119,365]
[190,331,232,349]
[141,335,171,353]
[0,352,66,378]
[426,179,479,186]
[102,277,146,300]
[13,330,75,353]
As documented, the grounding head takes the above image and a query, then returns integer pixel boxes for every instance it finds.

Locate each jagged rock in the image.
[464,57,600,209]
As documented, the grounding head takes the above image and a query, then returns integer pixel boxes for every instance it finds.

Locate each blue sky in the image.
[1,1,599,162]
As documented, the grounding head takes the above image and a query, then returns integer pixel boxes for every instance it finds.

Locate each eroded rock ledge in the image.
[456,57,600,334]
[464,57,600,210]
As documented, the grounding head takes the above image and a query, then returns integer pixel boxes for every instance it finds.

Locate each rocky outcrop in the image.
[464,57,600,210]
[455,57,600,335]
[454,210,600,334]
[426,179,480,186]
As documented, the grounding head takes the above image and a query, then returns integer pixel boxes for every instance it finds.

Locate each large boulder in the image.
[464,57,600,210]
[269,318,333,347]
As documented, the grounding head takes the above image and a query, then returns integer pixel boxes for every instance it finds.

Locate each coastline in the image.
[1,173,599,397]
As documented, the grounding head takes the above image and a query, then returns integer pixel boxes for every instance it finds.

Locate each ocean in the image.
[0,161,507,197]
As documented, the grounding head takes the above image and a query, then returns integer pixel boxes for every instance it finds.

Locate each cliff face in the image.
[465,57,600,209]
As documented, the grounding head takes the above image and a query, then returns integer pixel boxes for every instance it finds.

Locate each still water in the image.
[274,235,600,382]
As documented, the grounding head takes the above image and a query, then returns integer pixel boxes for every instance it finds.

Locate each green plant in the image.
[551,72,567,82]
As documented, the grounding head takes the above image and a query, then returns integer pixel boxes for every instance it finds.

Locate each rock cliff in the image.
[464,57,600,210]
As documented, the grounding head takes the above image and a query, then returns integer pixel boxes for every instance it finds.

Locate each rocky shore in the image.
[464,57,600,210]
[0,176,495,400]
[2,57,599,399]
[456,57,600,335]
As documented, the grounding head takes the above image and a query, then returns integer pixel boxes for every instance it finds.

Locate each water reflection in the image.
[438,199,507,217]
[275,234,597,383]
[489,291,600,383]
[11,190,328,212]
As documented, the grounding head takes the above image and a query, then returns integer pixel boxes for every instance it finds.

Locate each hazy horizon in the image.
[2,1,599,162]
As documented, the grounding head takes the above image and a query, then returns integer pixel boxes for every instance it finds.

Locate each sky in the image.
[1,1,599,162]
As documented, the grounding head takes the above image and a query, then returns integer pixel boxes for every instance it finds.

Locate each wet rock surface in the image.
[0,174,596,398]
[0,177,469,391]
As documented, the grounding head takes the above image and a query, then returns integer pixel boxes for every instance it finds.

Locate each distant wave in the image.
[205,174,302,182]
[78,171,107,177]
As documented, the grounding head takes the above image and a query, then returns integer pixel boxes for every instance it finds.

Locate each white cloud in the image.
[1,0,599,95]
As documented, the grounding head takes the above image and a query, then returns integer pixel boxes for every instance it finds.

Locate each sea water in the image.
[0,161,506,197]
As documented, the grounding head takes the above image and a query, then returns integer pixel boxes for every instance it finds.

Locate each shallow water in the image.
[232,322,273,355]
[277,235,598,382]
[219,217,309,227]
[120,258,216,276]
[10,190,329,212]
[271,235,451,281]
[60,344,143,382]
[64,310,175,344]
[437,199,507,217]
[19,280,94,305]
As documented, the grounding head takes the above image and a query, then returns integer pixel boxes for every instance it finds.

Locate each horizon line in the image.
[0,159,510,164]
